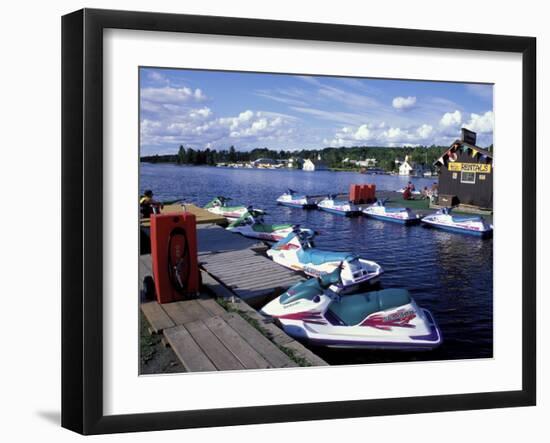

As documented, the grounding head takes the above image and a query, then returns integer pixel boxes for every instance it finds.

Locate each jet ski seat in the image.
[327,289,412,326]
[297,248,355,265]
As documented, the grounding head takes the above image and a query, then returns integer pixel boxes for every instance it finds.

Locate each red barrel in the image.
[367,184,376,203]
[359,184,369,203]
[349,184,361,203]
[150,213,199,304]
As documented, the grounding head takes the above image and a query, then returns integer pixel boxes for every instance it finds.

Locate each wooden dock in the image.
[197,224,305,306]
[139,252,327,372]
[140,203,226,227]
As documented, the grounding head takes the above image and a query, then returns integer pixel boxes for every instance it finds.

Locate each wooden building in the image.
[434,129,493,209]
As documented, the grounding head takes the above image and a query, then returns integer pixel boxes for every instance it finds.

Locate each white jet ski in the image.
[276,189,317,209]
[226,207,294,242]
[266,228,383,292]
[317,194,362,216]
[362,200,420,225]
[421,207,493,237]
[261,268,442,350]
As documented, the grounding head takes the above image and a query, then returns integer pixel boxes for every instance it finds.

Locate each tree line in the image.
[140,144,466,171]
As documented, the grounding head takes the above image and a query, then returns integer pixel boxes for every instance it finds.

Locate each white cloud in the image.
[141,86,207,104]
[354,124,371,140]
[440,110,462,127]
[382,127,405,140]
[463,111,494,133]
[416,124,433,139]
[189,107,212,119]
[392,96,417,110]
[141,107,298,151]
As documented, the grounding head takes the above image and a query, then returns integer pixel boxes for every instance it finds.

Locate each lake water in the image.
[141,163,493,365]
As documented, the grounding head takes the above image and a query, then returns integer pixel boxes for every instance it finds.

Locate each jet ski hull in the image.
[364,212,420,225]
[422,214,493,238]
[318,206,362,216]
[277,201,317,209]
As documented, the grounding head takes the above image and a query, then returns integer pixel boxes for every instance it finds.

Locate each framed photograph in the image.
[62,8,536,435]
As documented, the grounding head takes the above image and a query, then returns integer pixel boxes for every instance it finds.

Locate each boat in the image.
[276,189,317,208]
[421,207,493,237]
[362,200,420,225]
[266,228,382,292]
[317,195,362,216]
[260,268,442,350]
[396,187,421,195]
[226,207,294,241]
[203,196,249,220]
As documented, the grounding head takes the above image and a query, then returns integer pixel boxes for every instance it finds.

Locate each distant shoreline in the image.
[139,160,404,175]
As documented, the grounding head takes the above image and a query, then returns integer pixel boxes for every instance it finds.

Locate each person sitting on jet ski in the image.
[140,190,162,218]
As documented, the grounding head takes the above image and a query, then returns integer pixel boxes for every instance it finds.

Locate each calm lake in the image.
[140,163,493,365]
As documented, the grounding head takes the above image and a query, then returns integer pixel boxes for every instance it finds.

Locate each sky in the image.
[139,67,494,155]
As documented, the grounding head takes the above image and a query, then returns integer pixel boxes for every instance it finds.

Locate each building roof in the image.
[434,139,493,167]
[253,157,277,164]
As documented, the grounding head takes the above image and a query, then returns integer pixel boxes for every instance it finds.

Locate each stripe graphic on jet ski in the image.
[361,309,416,330]
[276,310,327,325]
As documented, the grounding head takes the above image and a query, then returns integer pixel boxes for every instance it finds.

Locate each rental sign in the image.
[448,162,492,173]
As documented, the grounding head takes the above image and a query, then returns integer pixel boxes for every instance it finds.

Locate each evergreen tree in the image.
[228,145,237,162]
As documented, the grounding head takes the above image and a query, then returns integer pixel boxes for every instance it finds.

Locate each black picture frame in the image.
[62,8,537,435]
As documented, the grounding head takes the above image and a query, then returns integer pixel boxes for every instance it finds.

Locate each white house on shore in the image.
[398,155,427,176]
[303,155,329,171]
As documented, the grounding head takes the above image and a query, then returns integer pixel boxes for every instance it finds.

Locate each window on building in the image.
[460,171,476,184]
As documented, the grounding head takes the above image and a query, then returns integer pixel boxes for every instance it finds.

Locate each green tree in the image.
[228,145,237,162]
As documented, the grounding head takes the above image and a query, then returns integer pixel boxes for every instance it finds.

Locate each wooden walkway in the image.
[140,203,226,227]
[200,248,304,306]
[197,224,266,256]
[139,253,326,372]
[142,298,300,371]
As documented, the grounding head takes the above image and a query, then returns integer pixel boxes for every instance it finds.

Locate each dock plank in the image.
[140,204,226,228]
[196,298,227,317]
[212,271,293,287]
[204,316,271,369]
[186,320,244,371]
[197,225,262,255]
[163,325,216,372]
[222,313,297,368]
[141,301,175,333]
[162,299,212,325]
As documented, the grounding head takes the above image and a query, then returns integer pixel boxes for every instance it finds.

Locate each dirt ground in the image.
[139,311,186,375]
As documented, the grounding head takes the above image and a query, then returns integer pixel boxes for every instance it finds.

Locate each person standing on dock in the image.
[140,190,163,218]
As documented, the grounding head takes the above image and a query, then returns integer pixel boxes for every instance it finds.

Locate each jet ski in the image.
[317,194,362,216]
[421,207,493,237]
[266,228,382,292]
[226,207,294,242]
[204,196,249,220]
[276,189,317,209]
[261,268,442,350]
[363,200,420,225]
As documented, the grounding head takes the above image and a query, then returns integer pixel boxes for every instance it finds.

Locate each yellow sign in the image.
[448,162,491,173]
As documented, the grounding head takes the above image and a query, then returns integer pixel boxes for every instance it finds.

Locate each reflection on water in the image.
[141,164,493,364]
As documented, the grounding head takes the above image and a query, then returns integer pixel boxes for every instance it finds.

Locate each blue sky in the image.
[140,67,493,155]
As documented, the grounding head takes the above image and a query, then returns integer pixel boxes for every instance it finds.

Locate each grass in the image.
[140,311,161,364]
[216,297,311,367]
